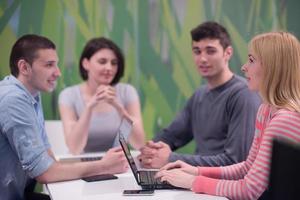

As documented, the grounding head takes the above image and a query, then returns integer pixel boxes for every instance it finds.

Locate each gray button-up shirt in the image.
[0,75,54,200]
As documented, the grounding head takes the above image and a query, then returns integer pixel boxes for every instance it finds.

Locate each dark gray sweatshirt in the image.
[154,75,261,166]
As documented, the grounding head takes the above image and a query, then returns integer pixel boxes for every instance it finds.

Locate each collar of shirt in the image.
[5,75,40,106]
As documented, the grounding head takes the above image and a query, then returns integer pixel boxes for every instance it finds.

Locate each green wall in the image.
[1,0,299,153]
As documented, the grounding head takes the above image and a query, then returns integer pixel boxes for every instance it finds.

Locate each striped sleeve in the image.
[192,105,300,200]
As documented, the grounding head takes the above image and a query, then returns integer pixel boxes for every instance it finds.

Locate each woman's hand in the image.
[86,85,118,109]
[155,168,196,189]
[160,160,198,175]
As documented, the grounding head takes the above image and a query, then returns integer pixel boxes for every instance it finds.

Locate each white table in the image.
[46,152,228,200]
[46,171,228,200]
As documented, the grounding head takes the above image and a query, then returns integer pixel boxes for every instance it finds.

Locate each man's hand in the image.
[101,147,128,174]
[138,141,171,169]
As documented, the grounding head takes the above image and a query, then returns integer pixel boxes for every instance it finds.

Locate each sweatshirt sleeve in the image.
[153,95,194,150]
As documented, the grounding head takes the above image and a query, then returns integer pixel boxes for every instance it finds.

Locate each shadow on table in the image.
[82,176,139,196]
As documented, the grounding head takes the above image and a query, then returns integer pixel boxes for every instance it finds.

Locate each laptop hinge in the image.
[137,172,141,183]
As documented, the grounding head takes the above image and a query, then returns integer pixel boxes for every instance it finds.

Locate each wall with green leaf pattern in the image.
[1,0,299,153]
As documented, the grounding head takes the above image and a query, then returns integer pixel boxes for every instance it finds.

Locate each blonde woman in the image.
[156,32,300,199]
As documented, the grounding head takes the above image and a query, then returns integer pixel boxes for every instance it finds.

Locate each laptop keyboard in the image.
[139,170,178,189]
[80,156,102,162]
[139,171,163,185]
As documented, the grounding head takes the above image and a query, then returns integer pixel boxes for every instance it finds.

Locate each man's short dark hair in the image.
[191,21,232,49]
[9,34,56,77]
[79,37,124,85]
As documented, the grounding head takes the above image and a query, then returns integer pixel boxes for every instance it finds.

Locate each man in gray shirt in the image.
[139,21,261,168]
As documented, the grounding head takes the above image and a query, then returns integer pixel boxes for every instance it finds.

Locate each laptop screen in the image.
[119,132,140,183]
[112,117,133,147]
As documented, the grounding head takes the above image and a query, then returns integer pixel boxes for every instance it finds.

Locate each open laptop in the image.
[119,131,182,190]
[58,155,102,163]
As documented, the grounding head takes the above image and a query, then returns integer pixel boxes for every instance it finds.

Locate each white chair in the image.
[45,120,69,155]
[43,120,69,194]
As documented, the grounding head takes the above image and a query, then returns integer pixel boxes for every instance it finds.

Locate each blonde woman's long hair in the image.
[249,32,300,112]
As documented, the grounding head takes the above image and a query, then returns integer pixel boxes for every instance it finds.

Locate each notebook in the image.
[119,131,182,190]
[58,155,102,163]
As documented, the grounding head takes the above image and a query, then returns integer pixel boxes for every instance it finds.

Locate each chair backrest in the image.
[45,120,68,155]
[268,139,300,200]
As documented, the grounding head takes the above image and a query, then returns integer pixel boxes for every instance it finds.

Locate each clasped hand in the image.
[87,85,120,109]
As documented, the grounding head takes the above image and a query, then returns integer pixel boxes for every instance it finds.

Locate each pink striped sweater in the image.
[192,104,300,200]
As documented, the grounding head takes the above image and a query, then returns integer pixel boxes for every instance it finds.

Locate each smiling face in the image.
[83,48,118,86]
[25,49,61,95]
[192,38,232,81]
[241,50,263,91]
